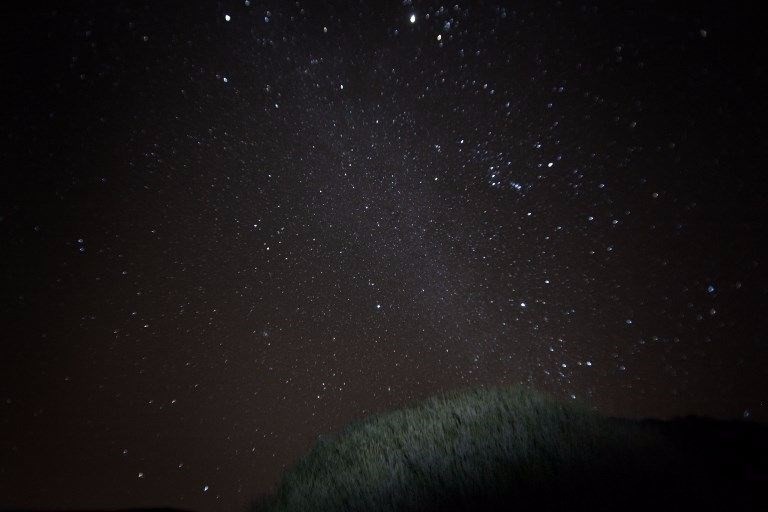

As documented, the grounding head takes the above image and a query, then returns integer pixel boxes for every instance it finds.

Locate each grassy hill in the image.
[251,386,768,512]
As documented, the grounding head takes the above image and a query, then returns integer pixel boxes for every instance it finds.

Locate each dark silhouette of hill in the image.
[249,387,768,512]
[5,389,766,512]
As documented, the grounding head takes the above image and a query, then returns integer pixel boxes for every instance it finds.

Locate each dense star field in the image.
[2,1,766,511]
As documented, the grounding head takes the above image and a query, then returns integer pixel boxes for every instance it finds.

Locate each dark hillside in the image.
[251,387,768,512]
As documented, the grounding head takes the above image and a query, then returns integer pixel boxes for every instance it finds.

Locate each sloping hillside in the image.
[251,387,768,512]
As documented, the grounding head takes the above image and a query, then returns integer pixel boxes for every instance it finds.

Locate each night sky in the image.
[2,0,767,510]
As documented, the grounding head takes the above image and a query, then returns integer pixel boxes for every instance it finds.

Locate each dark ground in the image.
[3,415,767,512]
